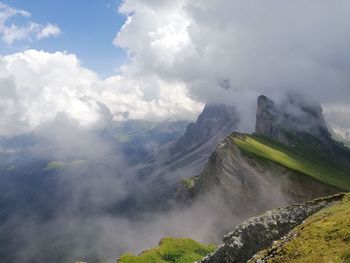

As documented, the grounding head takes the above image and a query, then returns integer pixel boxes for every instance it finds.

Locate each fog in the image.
[0,113,246,263]
[1,0,350,262]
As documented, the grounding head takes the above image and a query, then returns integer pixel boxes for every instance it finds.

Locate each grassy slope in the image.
[256,193,350,263]
[231,133,350,191]
[117,238,215,263]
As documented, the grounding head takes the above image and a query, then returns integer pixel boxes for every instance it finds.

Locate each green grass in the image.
[181,178,196,189]
[231,133,350,191]
[42,160,87,171]
[43,161,66,171]
[255,193,350,263]
[115,134,132,142]
[117,237,215,263]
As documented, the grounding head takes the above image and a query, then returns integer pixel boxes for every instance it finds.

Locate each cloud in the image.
[0,49,202,135]
[0,2,61,44]
[2,1,350,134]
[114,0,350,131]
[35,23,61,39]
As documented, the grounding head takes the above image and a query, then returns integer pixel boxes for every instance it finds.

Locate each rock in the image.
[200,193,345,263]
[255,94,331,146]
[170,104,239,157]
[187,133,339,214]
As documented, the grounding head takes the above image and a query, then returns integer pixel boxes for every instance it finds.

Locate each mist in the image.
[0,111,247,263]
[1,1,350,262]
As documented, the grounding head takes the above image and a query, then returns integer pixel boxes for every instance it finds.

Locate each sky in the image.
[0,0,127,77]
[0,0,350,137]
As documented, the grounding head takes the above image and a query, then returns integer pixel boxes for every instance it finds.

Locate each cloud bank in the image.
[0,49,202,135]
[115,0,350,131]
[2,1,350,133]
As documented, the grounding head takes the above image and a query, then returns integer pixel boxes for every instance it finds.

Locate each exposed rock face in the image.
[200,193,345,263]
[255,94,331,145]
[120,104,239,214]
[170,104,239,157]
[186,134,339,213]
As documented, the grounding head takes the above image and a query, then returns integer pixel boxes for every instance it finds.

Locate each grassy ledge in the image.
[117,237,216,263]
[231,133,350,191]
[253,193,350,263]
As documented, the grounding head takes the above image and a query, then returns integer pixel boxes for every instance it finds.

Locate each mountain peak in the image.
[170,104,239,156]
[255,94,331,144]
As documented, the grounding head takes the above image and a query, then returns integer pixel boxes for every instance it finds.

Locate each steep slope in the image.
[186,95,350,209]
[119,104,239,214]
[250,193,350,263]
[186,133,340,216]
[255,94,331,145]
[201,193,345,263]
[115,194,349,263]
[232,133,350,191]
[170,104,239,162]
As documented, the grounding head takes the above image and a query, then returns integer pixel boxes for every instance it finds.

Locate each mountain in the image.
[170,104,239,161]
[116,193,350,263]
[255,94,331,145]
[202,193,348,263]
[250,194,350,263]
[184,95,350,217]
[118,104,239,213]
[110,94,350,263]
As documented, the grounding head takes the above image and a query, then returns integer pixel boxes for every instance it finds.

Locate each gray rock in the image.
[200,193,345,263]
[255,94,331,145]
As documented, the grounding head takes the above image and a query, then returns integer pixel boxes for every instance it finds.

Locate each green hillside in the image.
[117,238,215,263]
[251,193,350,263]
[231,133,350,191]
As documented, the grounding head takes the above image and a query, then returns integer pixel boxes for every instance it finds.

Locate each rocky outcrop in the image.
[200,193,345,263]
[255,94,331,145]
[120,104,240,214]
[170,104,239,157]
[185,133,339,213]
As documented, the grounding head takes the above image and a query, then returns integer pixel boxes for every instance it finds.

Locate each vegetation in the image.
[43,160,87,171]
[181,177,198,189]
[117,237,215,263]
[256,193,350,263]
[43,161,66,171]
[113,120,159,143]
[231,133,350,191]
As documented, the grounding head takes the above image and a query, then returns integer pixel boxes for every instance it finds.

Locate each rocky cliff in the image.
[200,193,345,263]
[255,94,331,145]
[184,133,340,213]
[170,104,239,157]
[119,104,240,214]
[184,95,346,211]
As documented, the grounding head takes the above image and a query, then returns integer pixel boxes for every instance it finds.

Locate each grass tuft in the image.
[117,237,215,263]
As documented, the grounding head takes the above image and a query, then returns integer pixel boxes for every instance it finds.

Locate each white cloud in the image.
[36,23,61,39]
[0,2,61,44]
[0,49,201,135]
[113,0,350,132]
[2,1,350,135]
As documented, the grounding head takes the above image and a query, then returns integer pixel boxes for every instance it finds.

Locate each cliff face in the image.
[170,104,239,158]
[120,104,240,214]
[181,94,348,231]
[255,94,331,145]
[186,133,339,214]
[200,193,345,263]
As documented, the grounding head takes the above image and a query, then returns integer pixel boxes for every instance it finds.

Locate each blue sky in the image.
[0,0,127,77]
